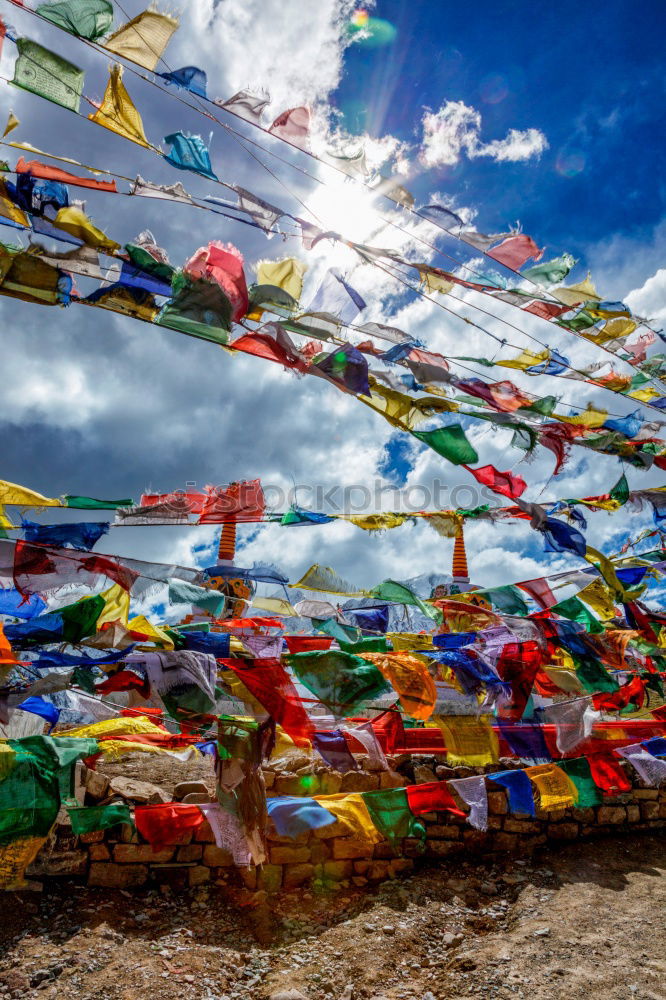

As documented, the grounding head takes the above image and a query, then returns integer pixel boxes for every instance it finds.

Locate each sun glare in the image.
[309,179,385,247]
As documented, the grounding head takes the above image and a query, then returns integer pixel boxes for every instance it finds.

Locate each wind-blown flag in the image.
[90,64,150,148]
[103,8,178,71]
[12,38,84,113]
[464,464,527,499]
[487,234,543,270]
[269,107,310,150]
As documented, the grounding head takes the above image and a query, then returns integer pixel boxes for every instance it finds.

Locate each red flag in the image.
[222,657,314,747]
[487,234,543,270]
[269,106,310,150]
[15,157,117,192]
[495,640,543,719]
[284,636,333,654]
[587,754,631,797]
[198,479,265,523]
[184,242,248,321]
[406,781,466,817]
[14,541,138,597]
[464,464,527,499]
[135,803,205,850]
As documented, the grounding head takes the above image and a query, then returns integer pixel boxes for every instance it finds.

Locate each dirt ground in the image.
[0,833,663,1000]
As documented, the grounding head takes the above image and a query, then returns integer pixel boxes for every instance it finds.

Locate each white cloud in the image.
[420,100,548,168]
[173,0,365,116]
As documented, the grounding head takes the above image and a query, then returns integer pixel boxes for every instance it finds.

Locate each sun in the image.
[308,178,385,247]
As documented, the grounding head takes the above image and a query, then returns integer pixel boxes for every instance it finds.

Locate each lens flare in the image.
[347,13,397,47]
[479,72,509,105]
[555,149,586,177]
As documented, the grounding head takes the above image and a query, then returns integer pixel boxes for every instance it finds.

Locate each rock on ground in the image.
[0,834,663,1000]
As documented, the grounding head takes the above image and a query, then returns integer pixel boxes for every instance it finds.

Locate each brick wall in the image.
[27,761,666,894]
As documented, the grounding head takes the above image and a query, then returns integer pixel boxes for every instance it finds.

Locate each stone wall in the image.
[27,760,666,894]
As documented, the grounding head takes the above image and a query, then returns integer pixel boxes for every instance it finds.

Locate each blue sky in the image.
[0,0,665,600]
[337,0,666,251]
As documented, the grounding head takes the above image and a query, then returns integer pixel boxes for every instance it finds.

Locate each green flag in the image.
[556,758,602,808]
[286,650,390,717]
[67,801,132,836]
[412,424,478,465]
[609,472,629,507]
[339,637,390,654]
[37,0,114,40]
[363,788,425,849]
[522,253,576,287]
[552,595,604,634]
[12,38,84,113]
[573,655,619,694]
[371,579,441,622]
[65,495,134,510]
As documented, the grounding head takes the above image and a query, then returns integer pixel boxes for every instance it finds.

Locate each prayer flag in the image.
[12,38,84,113]
[103,9,178,70]
[90,64,150,148]
[37,0,114,40]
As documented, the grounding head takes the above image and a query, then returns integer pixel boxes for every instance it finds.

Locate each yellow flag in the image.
[97,740,197,761]
[313,792,384,843]
[251,596,298,616]
[629,388,661,403]
[348,513,407,532]
[525,764,577,810]
[256,258,306,301]
[543,667,584,694]
[0,479,62,508]
[585,545,633,602]
[556,404,607,428]
[90,64,151,148]
[577,578,617,620]
[103,9,179,71]
[420,268,454,295]
[0,179,29,230]
[553,272,600,307]
[435,715,499,767]
[96,584,130,630]
[497,348,549,371]
[387,633,433,650]
[0,506,14,531]
[127,615,175,650]
[59,717,166,741]
[54,206,120,251]
[2,111,19,138]
[360,652,437,720]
